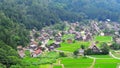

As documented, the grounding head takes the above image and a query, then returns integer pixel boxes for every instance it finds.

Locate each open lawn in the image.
[57,41,90,52]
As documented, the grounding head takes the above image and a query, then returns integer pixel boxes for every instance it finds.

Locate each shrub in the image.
[73,50,79,56]
[59,52,66,57]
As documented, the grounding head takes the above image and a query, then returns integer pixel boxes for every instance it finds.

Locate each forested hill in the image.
[1,0,120,30]
[0,0,120,67]
[51,0,120,21]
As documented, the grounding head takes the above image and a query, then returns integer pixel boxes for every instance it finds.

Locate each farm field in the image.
[39,64,50,68]
[89,55,113,58]
[53,55,120,68]
[94,59,120,68]
[53,66,62,68]
[57,41,90,52]
[21,51,59,68]
[60,57,93,68]
[95,36,112,42]
[47,40,54,45]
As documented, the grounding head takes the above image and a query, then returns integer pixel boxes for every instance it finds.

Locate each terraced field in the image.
[94,59,120,68]
[95,36,112,42]
[53,55,120,68]
[57,41,90,52]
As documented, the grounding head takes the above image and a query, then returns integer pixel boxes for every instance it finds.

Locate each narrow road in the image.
[109,52,120,60]
[89,58,96,68]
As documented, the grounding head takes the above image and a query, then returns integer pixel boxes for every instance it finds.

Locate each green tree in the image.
[81,45,85,49]
[85,48,93,55]
[59,52,66,57]
[100,42,109,55]
[0,41,21,68]
[73,50,79,56]
[111,43,120,50]
[0,63,6,68]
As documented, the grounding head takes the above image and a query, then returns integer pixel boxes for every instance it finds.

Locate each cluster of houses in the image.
[17,20,120,57]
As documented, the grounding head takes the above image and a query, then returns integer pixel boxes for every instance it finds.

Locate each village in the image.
[17,20,120,68]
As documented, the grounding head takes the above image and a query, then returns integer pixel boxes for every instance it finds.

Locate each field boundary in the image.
[109,52,120,60]
[52,59,65,68]
[89,58,96,68]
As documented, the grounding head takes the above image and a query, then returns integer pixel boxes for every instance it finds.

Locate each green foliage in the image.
[1,0,120,30]
[0,0,60,30]
[85,48,93,55]
[73,50,79,56]
[0,12,29,48]
[59,52,66,57]
[100,42,109,55]
[34,33,40,39]
[51,0,120,22]
[51,23,66,30]
[22,52,59,66]
[111,43,120,50]
[38,42,42,46]
[73,40,76,43]
[81,45,85,49]
[0,0,120,31]
[10,65,22,68]
[0,63,6,68]
[0,41,21,67]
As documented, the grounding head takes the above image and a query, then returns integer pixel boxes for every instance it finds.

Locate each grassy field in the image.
[47,40,54,45]
[61,57,93,68]
[22,53,120,68]
[53,65,62,68]
[89,55,113,58]
[53,56,120,68]
[57,41,90,52]
[94,59,120,68]
[22,51,59,68]
[62,34,75,40]
[39,64,50,68]
[95,36,112,42]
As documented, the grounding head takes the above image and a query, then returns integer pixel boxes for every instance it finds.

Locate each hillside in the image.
[1,1,120,67]
[50,0,120,21]
[0,0,120,30]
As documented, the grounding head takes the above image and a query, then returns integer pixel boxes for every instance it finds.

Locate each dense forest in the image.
[1,0,120,67]
[0,0,120,30]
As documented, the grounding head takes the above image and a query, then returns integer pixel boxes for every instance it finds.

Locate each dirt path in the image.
[109,52,120,60]
[89,58,96,68]
[51,59,65,68]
